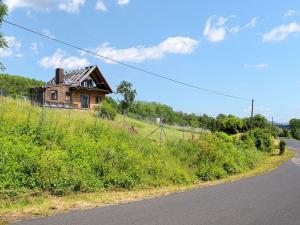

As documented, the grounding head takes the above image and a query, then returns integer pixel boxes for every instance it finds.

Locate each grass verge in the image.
[0,149,295,224]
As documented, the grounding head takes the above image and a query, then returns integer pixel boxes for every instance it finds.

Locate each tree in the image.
[0,2,7,70]
[219,115,244,135]
[116,80,137,123]
[289,118,300,140]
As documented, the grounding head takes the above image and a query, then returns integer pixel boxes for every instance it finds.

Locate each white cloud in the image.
[263,22,300,42]
[203,15,238,42]
[284,10,297,17]
[117,0,130,6]
[30,42,39,54]
[255,64,269,69]
[243,64,269,69]
[230,26,240,33]
[5,0,85,13]
[58,0,85,13]
[216,15,235,26]
[39,49,90,69]
[42,29,56,39]
[0,36,22,58]
[4,0,54,12]
[88,37,198,64]
[244,17,259,29]
[203,17,226,42]
[95,0,107,12]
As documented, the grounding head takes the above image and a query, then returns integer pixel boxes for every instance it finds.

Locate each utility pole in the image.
[250,99,254,131]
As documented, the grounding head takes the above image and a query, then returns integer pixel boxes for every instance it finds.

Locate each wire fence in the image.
[0,87,210,145]
[127,112,210,135]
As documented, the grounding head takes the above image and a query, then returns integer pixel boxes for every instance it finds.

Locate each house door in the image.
[80,94,89,108]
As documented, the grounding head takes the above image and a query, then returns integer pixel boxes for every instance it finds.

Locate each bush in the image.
[279,140,286,155]
[279,128,290,138]
[98,100,117,120]
[241,128,273,153]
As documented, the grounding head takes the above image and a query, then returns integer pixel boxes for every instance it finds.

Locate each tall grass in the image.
[0,98,264,198]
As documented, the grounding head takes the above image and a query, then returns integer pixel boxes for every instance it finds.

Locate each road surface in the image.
[14,139,300,225]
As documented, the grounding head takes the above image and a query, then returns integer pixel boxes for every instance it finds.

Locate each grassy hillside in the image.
[0,97,265,197]
[0,74,44,97]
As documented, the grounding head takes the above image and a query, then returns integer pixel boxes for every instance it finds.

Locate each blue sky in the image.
[1,0,300,122]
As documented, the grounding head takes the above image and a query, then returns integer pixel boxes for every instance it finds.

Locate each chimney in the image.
[55,68,64,84]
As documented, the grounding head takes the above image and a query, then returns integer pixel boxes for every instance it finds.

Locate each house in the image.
[30,65,113,109]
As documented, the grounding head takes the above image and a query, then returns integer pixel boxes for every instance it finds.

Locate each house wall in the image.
[71,89,106,109]
[44,85,71,107]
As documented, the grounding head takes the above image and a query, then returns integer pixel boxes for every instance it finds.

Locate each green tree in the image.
[0,1,7,70]
[219,115,244,135]
[116,80,137,123]
[0,74,44,97]
[289,118,300,140]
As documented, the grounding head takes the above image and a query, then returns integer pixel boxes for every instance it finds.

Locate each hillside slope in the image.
[0,74,44,97]
[0,97,265,196]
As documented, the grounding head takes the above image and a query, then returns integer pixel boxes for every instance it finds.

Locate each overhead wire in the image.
[3,20,252,102]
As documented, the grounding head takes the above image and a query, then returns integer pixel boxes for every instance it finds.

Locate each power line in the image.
[3,19,251,102]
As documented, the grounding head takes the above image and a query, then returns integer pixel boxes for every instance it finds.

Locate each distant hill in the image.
[0,73,44,97]
[274,122,290,129]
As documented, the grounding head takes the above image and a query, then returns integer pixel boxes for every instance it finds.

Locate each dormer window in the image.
[81,80,94,88]
[81,80,88,87]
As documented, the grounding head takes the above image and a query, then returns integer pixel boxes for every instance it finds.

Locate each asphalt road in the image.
[14,139,300,225]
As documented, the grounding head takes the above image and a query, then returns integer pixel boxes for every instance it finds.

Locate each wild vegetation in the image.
[0,74,282,136]
[107,97,281,136]
[0,97,274,200]
[0,74,44,97]
[289,118,300,140]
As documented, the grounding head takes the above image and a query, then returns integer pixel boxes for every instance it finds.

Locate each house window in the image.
[65,92,70,102]
[81,80,88,87]
[81,79,94,88]
[50,90,58,100]
[96,96,102,104]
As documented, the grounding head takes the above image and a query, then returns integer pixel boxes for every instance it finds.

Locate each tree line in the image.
[0,73,44,97]
[106,96,280,135]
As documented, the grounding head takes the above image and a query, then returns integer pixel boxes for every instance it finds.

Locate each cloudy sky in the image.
[1,0,300,122]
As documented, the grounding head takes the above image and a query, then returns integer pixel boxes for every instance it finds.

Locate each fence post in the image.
[160,123,163,145]
[0,88,3,104]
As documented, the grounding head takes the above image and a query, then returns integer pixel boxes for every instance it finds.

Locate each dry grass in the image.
[1,149,295,224]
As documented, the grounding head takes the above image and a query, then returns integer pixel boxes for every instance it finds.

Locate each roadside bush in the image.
[279,140,286,155]
[292,128,300,140]
[241,129,273,153]
[279,128,290,138]
[98,100,117,120]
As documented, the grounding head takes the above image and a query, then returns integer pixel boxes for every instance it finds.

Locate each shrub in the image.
[279,140,286,155]
[98,100,117,120]
[279,128,290,138]
[241,128,273,153]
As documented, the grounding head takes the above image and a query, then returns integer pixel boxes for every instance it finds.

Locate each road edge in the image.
[1,149,296,224]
